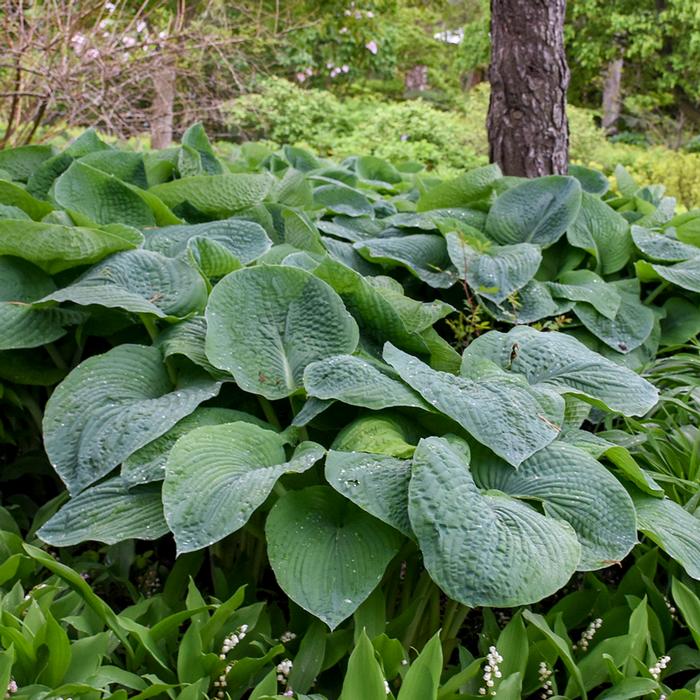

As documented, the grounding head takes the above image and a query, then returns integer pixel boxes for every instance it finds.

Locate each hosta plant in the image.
[1,126,700,633]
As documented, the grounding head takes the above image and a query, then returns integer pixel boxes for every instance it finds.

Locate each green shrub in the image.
[224,79,700,206]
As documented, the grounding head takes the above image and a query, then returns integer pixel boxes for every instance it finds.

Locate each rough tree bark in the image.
[601,56,624,135]
[150,60,177,149]
[487,0,570,177]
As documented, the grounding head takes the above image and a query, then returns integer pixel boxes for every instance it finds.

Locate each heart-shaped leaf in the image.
[646,256,700,293]
[385,343,564,467]
[574,280,655,354]
[633,491,700,580]
[0,220,143,273]
[38,478,168,546]
[0,144,54,182]
[480,279,570,324]
[547,270,622,320]
[660,297,700,345]
[417,164,502,211]
[567,192,632,274]
[304,354,430,410]
[149,173,273,217]
[486,176,582,247]
[122,407,269,485]
[463,326,658,416]
[326,450,413,537]
[205,266,359,399]
[266,486,402,629]
[144,218,272,274]
[355,155,402,186]
[568,164,609,196]
[164,422,324,553]
[54,161,178,227]
[0,179,53,219]
[311,257,433,355]
[354,234,457,288]
[409,437,580,606]
[470,441,637,569]
[0,257,80,350]
[43,344,221,494]
[446,231,541,303]
[631,225,698,262]
[313,184,373,217]
[40,249,208,319]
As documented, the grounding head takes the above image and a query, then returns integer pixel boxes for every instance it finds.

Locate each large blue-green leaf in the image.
[646,256,700,293]
[567,192,631,274]
[0,144,54,181]
[179,122,224,176]
[122,407,268,485]
[470,441,637,569]
[304,354,430,410]
[384,343,564,466]
[463,326,658,416]
[416,164,502,211]
[43,344,221,494]
[0,220,143,273]
[568,164,609,196]
[660,297,700,345]
[485,176,582,247]
[40,249,208,319]
[574,280,655,354]
[310,256,431,355]
[79,150,148,187]
[446,231,540,303]
[0,180,54,223]
[547,270,622,320]
[205,266,359,399]
[409,437,580,606]
[149,173,274,217]
[633,492,700,580]
[164,423,324,553]
[326,450,412,537]
[480,279,570,324]
[631,225,698,262]
[313,184,373,217]
[38,478,168,546]
[355,155,402,187]
[266,486,402,629]
[144,219,272,275]
[354,234,457,288]
[54,161,178,227]
[0,257,80,350]
[365,276,454,332]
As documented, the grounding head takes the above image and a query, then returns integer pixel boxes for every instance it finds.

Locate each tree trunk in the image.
[601,57,624,135]
[151,60,176,149]
[487,0,570,177]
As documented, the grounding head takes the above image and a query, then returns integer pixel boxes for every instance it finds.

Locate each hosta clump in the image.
[2,125,700,629]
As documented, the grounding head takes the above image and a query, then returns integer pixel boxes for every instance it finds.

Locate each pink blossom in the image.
[342,64,350,73]
[366,10,375,17]
[84,47,100,61]
[295,72,307,83]
[365,40,378,54]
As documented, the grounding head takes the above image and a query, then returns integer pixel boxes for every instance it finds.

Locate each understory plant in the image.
[1,125,700,696]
